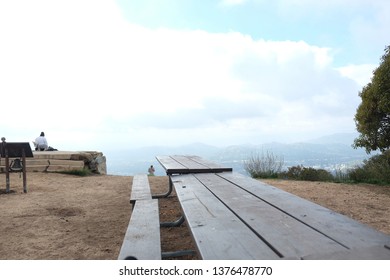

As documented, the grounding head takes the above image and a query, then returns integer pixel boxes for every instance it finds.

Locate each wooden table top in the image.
[156,155,232,175]
[170,171,390,260]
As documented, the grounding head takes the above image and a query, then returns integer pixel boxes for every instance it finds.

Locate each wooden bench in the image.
[118,174,161,260]
[157,155,390,260]
[129,174,153,205]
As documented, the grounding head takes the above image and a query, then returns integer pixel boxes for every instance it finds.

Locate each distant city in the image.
[103,133,375,176]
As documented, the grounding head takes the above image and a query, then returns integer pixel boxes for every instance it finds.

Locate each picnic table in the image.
[155,155,390,260]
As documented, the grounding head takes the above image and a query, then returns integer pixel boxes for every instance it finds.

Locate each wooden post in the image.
[22,149,27,193]
[5,148,10,194]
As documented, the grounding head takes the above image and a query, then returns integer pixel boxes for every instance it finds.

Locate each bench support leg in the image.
[152,176,173,198]
[160,214,196,259]
[162,250,196,259]
[160,215,185,227]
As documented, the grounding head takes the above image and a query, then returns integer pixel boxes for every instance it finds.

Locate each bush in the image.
[244,150,390,185]
[348,151,390,184]
[333,168,353,183]
[282,165,303,180]
[282,165,333,181]
[301,167,333,181]
[244,150,284,179]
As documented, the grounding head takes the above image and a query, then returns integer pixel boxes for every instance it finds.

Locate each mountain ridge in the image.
[104,133,373,176]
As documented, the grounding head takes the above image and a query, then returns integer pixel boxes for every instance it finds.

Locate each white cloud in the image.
[337,64,376,87]
[0,0,368,150]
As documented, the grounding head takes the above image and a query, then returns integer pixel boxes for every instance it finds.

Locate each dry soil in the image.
[0,173,389,260]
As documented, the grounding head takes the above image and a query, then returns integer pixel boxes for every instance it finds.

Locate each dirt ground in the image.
[0,172,389,260]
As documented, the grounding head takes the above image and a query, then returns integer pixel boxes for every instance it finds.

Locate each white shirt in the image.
[35,136,48,149]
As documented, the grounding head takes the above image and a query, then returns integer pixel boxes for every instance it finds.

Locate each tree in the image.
[353,46,390,153]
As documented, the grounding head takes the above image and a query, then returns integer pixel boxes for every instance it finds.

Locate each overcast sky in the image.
[1,0,389,151]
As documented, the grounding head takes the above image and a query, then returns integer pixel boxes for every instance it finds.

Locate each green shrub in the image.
[282,165,303,180]
[245,150,390,185]
[348,151,390,184]
[333,168,353,183]
[300,167,333,181]
[244,150,284,179]
[282,165,333,181]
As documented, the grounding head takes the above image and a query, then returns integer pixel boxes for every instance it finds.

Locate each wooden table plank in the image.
[183,155,233,173]
[156,155,188,174]
[302,245,390,260]
[156,155,232,174]
[170,155,209,171]
[172,174,281,259]
[218,172,390,250]
[195,173,347,258]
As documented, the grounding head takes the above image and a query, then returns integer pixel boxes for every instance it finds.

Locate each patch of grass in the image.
[55,168,93,176]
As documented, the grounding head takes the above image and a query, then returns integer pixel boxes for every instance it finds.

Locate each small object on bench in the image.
[118,199,161,260]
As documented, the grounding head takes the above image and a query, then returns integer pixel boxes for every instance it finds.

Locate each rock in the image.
[88,154,107,175]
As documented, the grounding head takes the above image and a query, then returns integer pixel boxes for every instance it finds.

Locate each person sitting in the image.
[148,165,155,176]
[34,132,48,151]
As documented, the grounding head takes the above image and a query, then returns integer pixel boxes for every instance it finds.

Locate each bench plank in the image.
[195,173,347,258]
[118,199,161,260]
[172,174,281,259]
[217,172,390,251]
[130,174,152,204]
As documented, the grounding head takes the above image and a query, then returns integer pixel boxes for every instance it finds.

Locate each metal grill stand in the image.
[0,140,33,193]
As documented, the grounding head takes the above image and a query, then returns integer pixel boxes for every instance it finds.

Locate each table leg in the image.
[160,215,185,227]
[152,176,173,198]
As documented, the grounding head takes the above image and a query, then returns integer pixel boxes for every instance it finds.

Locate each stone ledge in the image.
[1,151,107,175]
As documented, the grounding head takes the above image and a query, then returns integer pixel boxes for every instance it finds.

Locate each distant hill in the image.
[104,143,220,176]
[306,132,360,145]
[104,133,374,176]
[210,141,370,174]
